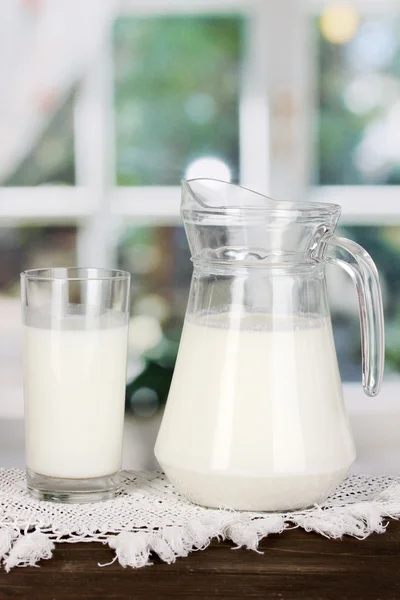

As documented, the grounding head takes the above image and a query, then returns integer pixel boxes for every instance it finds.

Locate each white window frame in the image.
[309,0,400,221]
[0,0,398,408]
[0,0,272,267]
[2,1,398,229]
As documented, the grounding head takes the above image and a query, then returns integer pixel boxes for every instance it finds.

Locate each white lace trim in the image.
[0,470,399,570]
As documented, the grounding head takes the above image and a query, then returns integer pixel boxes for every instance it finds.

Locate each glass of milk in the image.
[21,268,130,503]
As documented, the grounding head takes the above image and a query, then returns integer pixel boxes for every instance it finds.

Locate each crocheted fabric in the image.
[0,470,398,570]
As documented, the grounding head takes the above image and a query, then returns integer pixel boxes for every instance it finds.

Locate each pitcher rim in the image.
[182,178,341,217]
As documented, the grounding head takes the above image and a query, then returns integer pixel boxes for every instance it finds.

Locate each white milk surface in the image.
[155,314,356,510]
[24,317,128,479]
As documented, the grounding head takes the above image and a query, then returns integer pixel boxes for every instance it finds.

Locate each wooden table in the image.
[0,521,399,600]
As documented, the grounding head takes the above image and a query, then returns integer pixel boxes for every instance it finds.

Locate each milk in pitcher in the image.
[155,313,356,511]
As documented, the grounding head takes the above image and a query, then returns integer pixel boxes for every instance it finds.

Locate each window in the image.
[313,1,400,386]
[113,12,247,388]
[329,225,400,382]
[0,225,76,417]
[317,13,400,185]
[114,16,243,185]
[4,94,75,187]
[2,0,398,421]
[0,0,265,419]
[117,225,191,385]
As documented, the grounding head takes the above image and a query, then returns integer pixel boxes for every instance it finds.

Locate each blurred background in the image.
[1,0,400,468]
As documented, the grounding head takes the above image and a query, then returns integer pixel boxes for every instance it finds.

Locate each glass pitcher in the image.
[155,179,384,511]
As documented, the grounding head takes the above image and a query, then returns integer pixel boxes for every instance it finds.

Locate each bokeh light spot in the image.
[185,157,231,181]
[320,2,359,44]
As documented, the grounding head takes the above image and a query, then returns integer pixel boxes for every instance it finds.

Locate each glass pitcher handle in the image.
[320,235,385,397]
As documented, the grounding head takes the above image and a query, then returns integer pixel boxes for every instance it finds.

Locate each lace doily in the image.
[0,469,399,571]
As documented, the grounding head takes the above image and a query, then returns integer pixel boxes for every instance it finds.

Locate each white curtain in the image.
[0,0,117,183]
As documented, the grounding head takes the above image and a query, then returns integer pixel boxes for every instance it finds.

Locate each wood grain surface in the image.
[0,519,399,600]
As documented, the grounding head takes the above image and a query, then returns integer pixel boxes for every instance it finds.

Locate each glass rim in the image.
[21,267,131,282]
[182,178,341,218]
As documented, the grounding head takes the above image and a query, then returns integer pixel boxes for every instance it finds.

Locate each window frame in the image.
[3,1,397,227]
[309,0,400,222]
[0,0,397,411]
[0,0,272,265]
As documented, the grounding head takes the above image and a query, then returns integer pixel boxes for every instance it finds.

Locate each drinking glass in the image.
[21,268,130,503]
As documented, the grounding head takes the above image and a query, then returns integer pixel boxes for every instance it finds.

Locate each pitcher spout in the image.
[181,178,341,264]
[181,178,281,212]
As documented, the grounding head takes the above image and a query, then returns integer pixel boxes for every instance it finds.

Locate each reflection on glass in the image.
[329,226,400,381]
[4,95,75,186]
[317,14,400,184]
[113,16,243,185]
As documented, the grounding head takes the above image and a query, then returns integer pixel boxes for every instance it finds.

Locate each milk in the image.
[23,317,128,480]
[155,314,356,511]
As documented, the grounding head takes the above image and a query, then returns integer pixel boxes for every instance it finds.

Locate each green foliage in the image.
[316,17,400,185]
[386,347,400,371]
[113,16,242,185]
